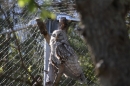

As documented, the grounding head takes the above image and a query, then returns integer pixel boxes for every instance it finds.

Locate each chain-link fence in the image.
[0,0,99,86]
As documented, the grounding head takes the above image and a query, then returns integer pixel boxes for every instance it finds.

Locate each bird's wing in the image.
[56,43,75,62]
[56,43,86,83]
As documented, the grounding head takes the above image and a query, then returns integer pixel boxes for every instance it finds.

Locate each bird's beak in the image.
[56,36,59,41]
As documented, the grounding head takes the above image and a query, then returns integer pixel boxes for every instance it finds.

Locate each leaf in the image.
[0,67,3,74]
[28,0,37,12]
[28,76,31,81]
[18,0,30,7]
[50,13,56,19]
[28,65,32,72]
[40,10,56,19]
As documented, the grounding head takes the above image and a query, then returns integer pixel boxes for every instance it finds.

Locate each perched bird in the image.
[49,29,86,85]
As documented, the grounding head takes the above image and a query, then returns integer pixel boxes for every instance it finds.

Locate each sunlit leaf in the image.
[18,0,30,7]
[50,13,56,19]
[28,76,31,81]
[41,10,56,19]
[28,65,32,72]
[28,0,37,12]
[0,67,3,73]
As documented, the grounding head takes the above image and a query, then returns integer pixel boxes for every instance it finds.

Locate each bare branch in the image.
[36,19,51,44]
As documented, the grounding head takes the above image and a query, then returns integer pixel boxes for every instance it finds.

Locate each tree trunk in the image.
[75,0,130,86]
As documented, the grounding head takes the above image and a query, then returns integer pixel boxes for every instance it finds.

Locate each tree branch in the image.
[36,19,51,44]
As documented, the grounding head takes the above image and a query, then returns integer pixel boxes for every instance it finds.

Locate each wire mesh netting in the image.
[0,0,99,86]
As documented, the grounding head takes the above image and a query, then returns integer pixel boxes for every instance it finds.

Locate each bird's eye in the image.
[52,34,56,37]
[58,33,62,36]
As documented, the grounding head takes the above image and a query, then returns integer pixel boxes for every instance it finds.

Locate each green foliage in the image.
[41,10,56,19]
[18,0,37,12]
[0,66,3,74]
[18,0,56,19]
[18,0,30,7]
[28,65,32,72]
[0,3,44,85]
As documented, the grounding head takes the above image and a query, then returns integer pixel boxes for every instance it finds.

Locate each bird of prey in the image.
[49,29,86,86]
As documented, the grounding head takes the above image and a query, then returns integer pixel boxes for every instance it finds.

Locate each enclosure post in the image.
[44,40,50,86]
[43,20,51,86]
[43,19,59,86]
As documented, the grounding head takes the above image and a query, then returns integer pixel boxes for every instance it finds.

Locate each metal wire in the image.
[0,0,99,86]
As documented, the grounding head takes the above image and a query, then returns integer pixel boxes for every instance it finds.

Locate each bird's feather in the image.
[56,43,74,61]
[50,30,87,84]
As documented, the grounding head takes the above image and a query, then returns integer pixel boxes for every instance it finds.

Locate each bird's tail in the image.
[78,73,88,84]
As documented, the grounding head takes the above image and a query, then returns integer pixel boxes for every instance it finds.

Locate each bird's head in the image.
[51,30,68,42]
